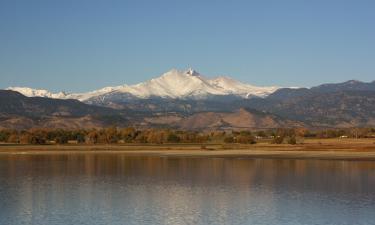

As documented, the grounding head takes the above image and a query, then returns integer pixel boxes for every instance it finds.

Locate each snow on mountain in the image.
[104,68,279,99]
[208,76,279,98]
[6,87,69,99]
[67,86,123,101]
[7,69,280,101]
[114,69,228,99]
[6,86,122,101]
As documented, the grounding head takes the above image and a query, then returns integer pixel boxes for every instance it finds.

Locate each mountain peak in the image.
[159,68,198,80]
[7,69,280,101]
[185,68,200,76]
[344,79,362,84]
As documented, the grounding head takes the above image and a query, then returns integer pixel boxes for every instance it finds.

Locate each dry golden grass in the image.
[0,138,375,160]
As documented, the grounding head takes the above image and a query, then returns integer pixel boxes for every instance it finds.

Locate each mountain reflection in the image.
[1,155,375,225]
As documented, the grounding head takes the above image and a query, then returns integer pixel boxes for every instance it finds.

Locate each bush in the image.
[272,136,284,144]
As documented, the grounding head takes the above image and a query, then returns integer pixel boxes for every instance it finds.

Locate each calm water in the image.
[0,154,375,225]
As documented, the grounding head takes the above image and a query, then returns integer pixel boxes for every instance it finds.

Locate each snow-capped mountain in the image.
[6,87,69,99]
[208,76,278,98]
[7,69,280,102]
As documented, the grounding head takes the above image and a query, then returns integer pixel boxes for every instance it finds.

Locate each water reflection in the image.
[0,154,375,225]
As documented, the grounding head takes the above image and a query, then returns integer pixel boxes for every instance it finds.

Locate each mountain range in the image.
[7,69,279,101]
[2,69,375,130]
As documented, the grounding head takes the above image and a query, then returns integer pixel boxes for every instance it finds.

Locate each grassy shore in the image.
[1,138,375,160]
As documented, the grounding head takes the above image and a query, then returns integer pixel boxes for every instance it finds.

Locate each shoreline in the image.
[1,141,375,160]
[1,150,375,161]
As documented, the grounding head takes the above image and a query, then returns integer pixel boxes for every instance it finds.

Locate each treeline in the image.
[0,127,257,145]
[248,128,375,144]
[0,127,374,145]
[283,127,375,139]
[0,128,211,145]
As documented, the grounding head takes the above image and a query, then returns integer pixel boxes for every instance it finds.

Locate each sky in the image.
[0,0,374,92]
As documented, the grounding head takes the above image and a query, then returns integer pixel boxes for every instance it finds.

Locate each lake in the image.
[0,154,375,225]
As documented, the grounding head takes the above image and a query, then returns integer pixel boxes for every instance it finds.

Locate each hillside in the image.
[0,90,131,129]
[246,90,375,127]
[143,108,303,130]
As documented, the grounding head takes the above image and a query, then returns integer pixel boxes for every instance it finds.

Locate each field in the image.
[1,138,375,160]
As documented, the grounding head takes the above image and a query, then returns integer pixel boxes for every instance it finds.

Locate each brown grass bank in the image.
[1,138,375,160]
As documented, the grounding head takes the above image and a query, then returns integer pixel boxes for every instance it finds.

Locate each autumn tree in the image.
[167,133,180,143]
[120,127,137,143]
[86,130,99,144]
[236,134,256,144]
[287,136,297,145]
[224,136,235,143]
[101,127,119,144]
[0,130,11,142]
[146,129,168,144]
[19,133,32,144]
[7,133,19,143]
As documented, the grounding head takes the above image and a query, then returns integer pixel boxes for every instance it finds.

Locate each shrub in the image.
[272,136,284,144]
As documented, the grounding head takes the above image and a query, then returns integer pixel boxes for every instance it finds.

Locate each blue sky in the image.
[0,0,374,92]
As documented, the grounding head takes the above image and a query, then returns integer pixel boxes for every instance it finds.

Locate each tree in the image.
[256,131,267,138]
[76,133,86,143]
[224,136,235,143]
[147,130,167,144]
[19,133,32,144]
[167,133,180,143]
[86,130,99,144]
[272,136,284,144]
[30,136,46,145]
[236,135,256,144]
[195,134,210,143]
[0,130,11,142]
[120,127,137,143]
[55,135,68,144]
[7,134,19,143]
[102,127,118,144]
[134,131,148,143]
[287,136,297,145]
